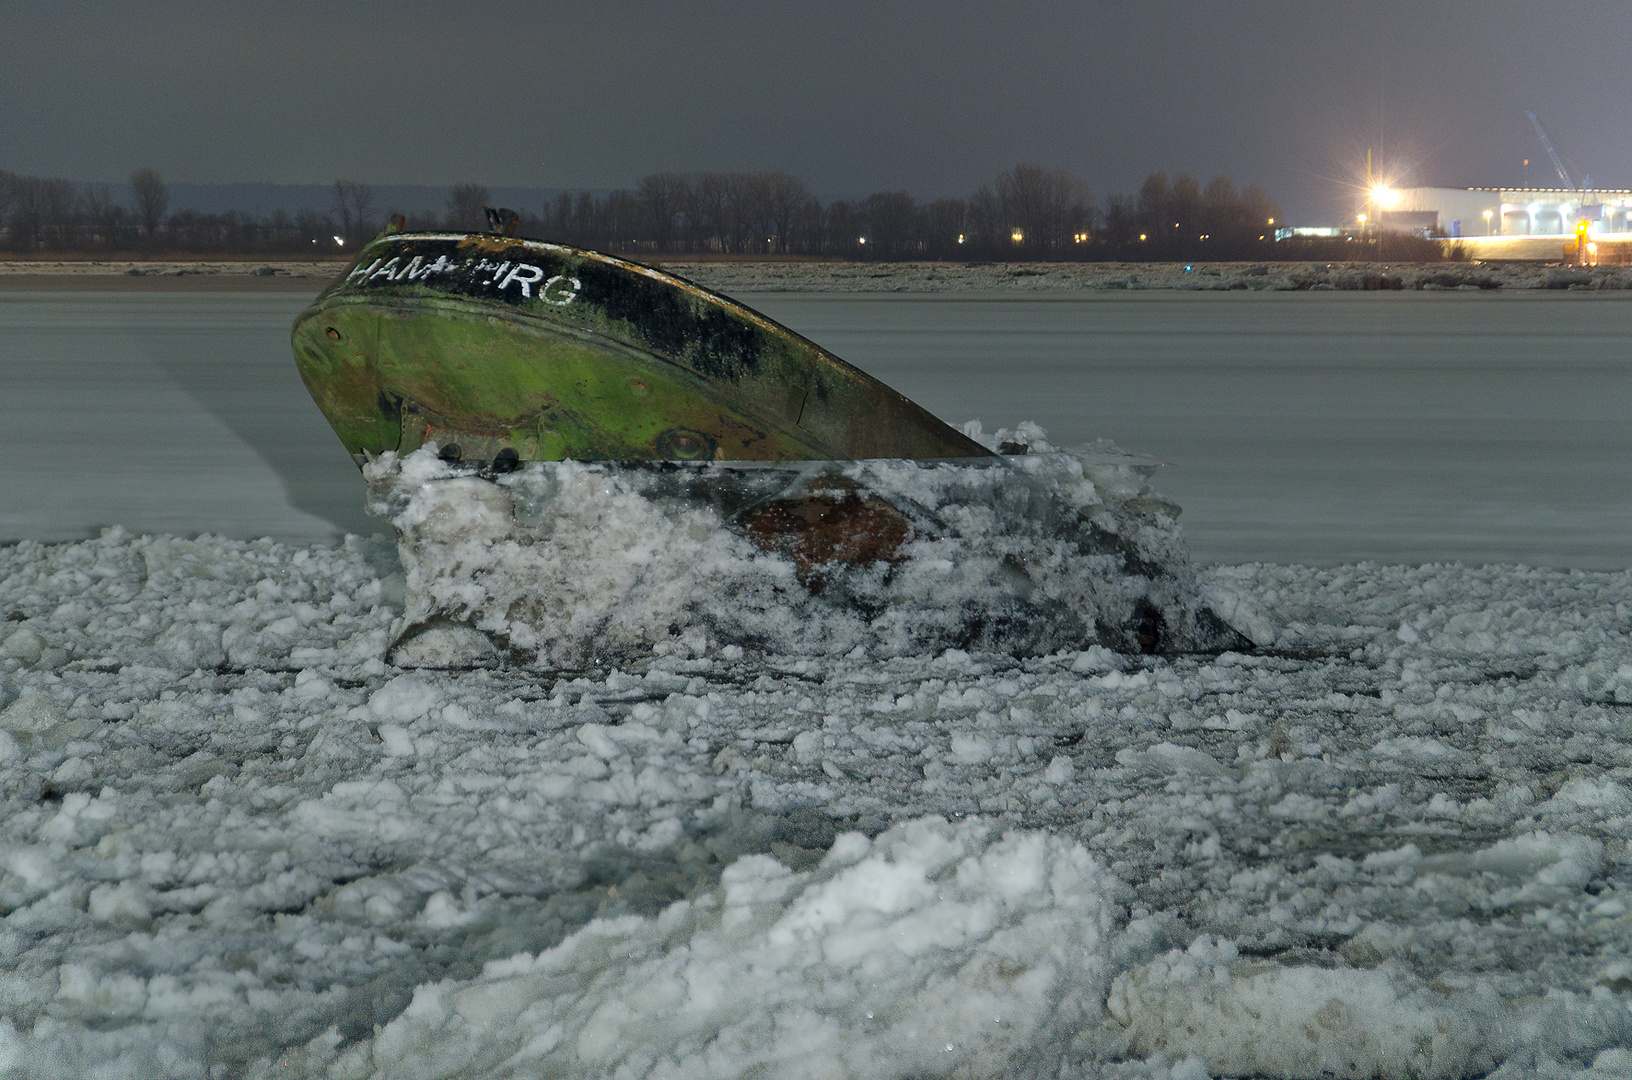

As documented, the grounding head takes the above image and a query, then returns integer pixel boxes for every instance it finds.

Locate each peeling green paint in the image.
[292,233,993,466]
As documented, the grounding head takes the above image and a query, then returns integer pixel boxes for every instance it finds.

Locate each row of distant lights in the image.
[1135,218,1275,242]
[1364,186,1588,219]
[857,229,1142,245]
[1367,186,1624,229]
[1373,182,1632,217]
[324,226,1284,250]
[323,226,1289,249]
[1504,202,1617,215]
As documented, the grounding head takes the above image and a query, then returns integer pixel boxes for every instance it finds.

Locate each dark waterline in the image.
[1,289,1627,569]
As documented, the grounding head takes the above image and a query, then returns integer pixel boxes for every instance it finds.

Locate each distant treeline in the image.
[0,166,1451,262]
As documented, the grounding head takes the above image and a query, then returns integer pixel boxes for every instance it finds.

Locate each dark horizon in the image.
[4,1,1627,225]
[7,165,1362,264]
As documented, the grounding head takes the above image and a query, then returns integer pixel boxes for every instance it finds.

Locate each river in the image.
[2,287,1627,568]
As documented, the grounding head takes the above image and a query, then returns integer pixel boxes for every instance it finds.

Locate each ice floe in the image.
[2,489,1631,1077]
[365,435,1244,669]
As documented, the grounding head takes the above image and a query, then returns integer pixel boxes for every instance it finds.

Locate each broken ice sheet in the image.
[4,458,1632,1077]
[366,441,1249,669]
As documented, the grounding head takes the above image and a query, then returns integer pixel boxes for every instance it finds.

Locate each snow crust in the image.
[267,816,1117,1079]
[3,526,1632,1075]
[365,435,1237,668]
[5,259,1630,293]
[9,259,1628,293]
[665,260,1632,294]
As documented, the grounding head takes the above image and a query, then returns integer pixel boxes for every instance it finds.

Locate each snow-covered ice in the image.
[3,494,1632,1076]
[6,259,1625,293]
[663,260,1632,296]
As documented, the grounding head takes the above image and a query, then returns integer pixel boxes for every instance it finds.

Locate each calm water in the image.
[748,291,1632,569]
[0,293,373,543]
[2,289,1628,568]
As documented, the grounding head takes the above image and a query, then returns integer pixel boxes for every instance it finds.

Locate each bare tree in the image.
[541,192,573,239]
[80,182,124,245]
[966,183,1002,252]
[920,198,968,259]
[821,199,861,257]
[3,176,75,250]
[331,179,376,244]
[446,183,491,231]
[1242,184,1279,238]
[1129,170,1280,255]
[637,173,689,251]
[0,172,14,240]
[130,168,168,240]
[1101,192,1138,247]
[760,173,810,254]
[861,191,916,258]
[579,191,601,244]
[296,208,335,247]
[719,173,761,253]
[1137,172,1188,252]
[790,195,824,255]
[8,176,45,250]
[1168,173,1202,238]
[0,161,1295,259]
[1136,172,1170,232]
[994,163,1091,254]
[605,188,641,249]
[39,178,77,249]
[688,173,730,253]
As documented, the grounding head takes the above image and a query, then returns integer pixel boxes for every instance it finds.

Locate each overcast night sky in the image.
[4,0,1628,223]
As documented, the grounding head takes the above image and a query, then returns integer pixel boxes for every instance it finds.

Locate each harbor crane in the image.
[1526,110,1579,193]
[1527,111,1613,263]
[1526,110,1602,229]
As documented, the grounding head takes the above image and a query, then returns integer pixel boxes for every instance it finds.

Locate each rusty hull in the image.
[291,232,992,467]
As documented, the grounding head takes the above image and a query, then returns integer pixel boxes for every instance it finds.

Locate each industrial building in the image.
[1382,187,1632,237]
[1349,186,1632,261]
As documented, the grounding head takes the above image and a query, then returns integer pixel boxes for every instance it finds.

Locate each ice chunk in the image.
[1542,777,1630,813]
[0,686,62,735]
[367,675,442,723]
[364,444,1247,667]
[1115,742,1232,779]
[1110,948,1505,1078]
[0,626,44,664]
[87,880,153,926]
[376,724,416,758]
[283,817,1117,1079]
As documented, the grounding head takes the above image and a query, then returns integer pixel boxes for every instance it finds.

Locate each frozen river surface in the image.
[4,286,1632,1076]
[4,504,1632,1078]
[2,288,1631,568]
[745,290,1632,570]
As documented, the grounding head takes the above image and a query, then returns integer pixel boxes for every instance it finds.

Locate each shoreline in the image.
[2,258,1627,293]
[0,259,344,292]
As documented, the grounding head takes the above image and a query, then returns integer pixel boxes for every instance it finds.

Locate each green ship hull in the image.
[292,232,991,467]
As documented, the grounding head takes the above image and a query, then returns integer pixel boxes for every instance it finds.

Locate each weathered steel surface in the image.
[292,233,993,466]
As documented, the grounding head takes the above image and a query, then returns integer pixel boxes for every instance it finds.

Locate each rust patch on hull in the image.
[739,491,916,583]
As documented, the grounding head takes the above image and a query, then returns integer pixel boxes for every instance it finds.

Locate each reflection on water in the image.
[2,288,1628,569]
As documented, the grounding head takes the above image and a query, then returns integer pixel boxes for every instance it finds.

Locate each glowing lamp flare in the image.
[1370,185,1402,210]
